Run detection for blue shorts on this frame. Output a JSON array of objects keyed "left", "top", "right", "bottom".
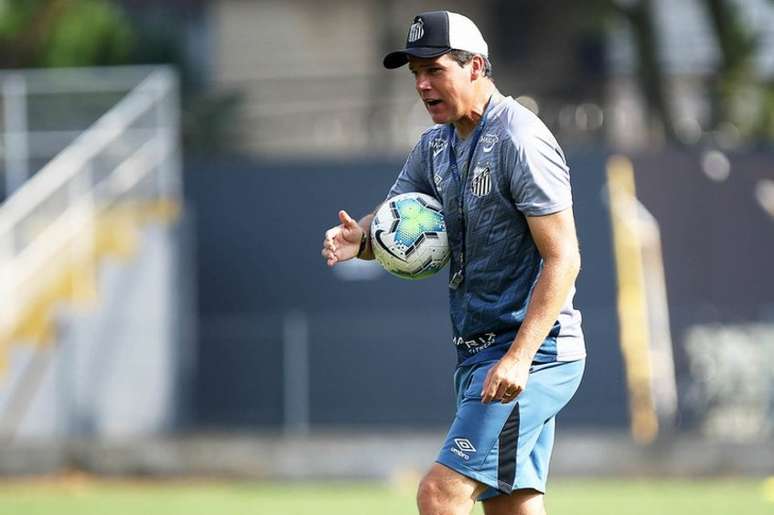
[{"left": 435, "top": 359, "right": 585, "bottom": 500}]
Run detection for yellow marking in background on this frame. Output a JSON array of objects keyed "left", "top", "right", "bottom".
[
  {"left": 764, "top": 477, "right": 774, "bottom": 502},
  {"left": 606, "top": 155, "right": 658, "bottom": 444},
  {"left": 0, "top": 198, "right": 181, "bottom": 369}
]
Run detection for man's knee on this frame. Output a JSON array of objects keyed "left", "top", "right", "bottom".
[
  {"left": 416, "top": 474, "right": 448, "bottom": 511},
  {"left": 416, "top": 465, "right": 481, "bottom": 514}
]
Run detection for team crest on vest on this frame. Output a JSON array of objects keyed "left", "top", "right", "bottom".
[
  {"left": 471, "top": 164, "right": 492, "bottom": 197},
  {"left": 481, "top": 133, "right": 499, "bottom": 153},
  {"left": 408, "top": 18, "right": 424, "bottom": 42},
  {"left": 431, "top": 137, "right": 447, "bottom": 157}
]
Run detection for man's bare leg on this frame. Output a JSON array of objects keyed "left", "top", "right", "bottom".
[
  {"left": 417, "top": 463, "right": 488, "bottom": 515},
  {"left": 482, "top": 488, "right": 546, "bottom": 515}
]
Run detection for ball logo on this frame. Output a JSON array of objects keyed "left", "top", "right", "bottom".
[{"left": 408, "top": 18, "right": 424, "bottom": 43}]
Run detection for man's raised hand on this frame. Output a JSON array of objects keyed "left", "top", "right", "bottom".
[{"left": 322, "top": 210, "right": 364, "bottom": 267}]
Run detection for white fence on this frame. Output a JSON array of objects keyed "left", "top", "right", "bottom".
[
  {"left": 0, "top": 66, "right": 183, "bottom": 440},
  {"left": 0, "top": 67, "right": 180, "bottom": 345}
]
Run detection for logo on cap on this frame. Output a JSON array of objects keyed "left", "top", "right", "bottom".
[{"left": 408, "top": 18, "right": 424, "bottom": 42}]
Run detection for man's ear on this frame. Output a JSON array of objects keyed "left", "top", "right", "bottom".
[{"left": 470, "top": 55, "right": 485, "bottom": 80}]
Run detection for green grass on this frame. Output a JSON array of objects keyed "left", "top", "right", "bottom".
[{"left": 0, "top": 477, "right": 771, "bottom": 515}]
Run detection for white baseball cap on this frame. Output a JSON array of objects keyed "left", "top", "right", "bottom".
[{"left": 383, "top": 11, "right": 489, "bottom": 69}]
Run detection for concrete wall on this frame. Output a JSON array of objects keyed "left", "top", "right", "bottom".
[
  {"left": 0, "top": 223, "right": 190, "bottom": 441},
  {"left": 185, "top": 153, "right": 627, "bottom": 431}
]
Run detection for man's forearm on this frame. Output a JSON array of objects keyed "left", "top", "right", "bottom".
[{"left": 505, "top": 254, "right": 580, "bottom": 362}]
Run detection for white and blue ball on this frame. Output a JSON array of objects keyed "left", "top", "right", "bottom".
[{"left": 370, "top": 192, "right": 450, "bottom": 280}]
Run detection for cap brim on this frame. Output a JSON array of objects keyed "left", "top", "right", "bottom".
[{"left": 383, "top": 47, "right": 451, "bottom": 69}]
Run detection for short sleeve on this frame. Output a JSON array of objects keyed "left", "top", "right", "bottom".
[
  {"left": 387, "top": 139, "right": 434, "bottom": 200},
  {"left": 508, "top": 124, "right": 572, "bottom": 216}
]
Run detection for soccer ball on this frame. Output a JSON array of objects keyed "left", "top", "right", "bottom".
[{"left": 370, "top": 192, "right": 450, "bottom": 279}]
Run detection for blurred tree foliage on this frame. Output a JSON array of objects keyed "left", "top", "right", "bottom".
[
  {"left": 118, "top": 3, "right": 243, "bottom": 155},
  {"left": 609, "top": 0, "right": 678, "bottom": 141},
  {"left": 0, "top": 0, "right": 133, "bottom": 67},
  {"left": 0, "top": 0, "right": 242, "bottom": 154},
  {"left": 590, "top": 0, "right": 774, "bottom": 144},
  {"left": 701, "top": 0, "right": 774, "bottom": 141}
]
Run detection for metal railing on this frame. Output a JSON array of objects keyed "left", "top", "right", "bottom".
[{"left": 0, "top": 66, "right": 181, "bottom": 352}]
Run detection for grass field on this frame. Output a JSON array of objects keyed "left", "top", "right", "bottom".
[{"left": 0, "top": 476, "right": 771, "bottom": 515}]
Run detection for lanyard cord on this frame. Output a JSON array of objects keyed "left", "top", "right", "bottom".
[{"left": 446, "top": 95, "right": 495, "bottom": 289}]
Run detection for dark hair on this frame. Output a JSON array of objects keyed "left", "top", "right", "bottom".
[{"left": 448, "top": 50, "right": 493, "bottom": 78}]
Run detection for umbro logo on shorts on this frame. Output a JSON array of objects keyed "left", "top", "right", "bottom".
[
  {"left": 454, "top": 438, "right": 476, "bottom": 453},
  {"left": 451, "top": 438, "right": 476, "bottom": 461}
]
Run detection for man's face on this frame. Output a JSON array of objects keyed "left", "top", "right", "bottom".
[{"left": 408, "top": 53, "right": 474, "bottom": 125}]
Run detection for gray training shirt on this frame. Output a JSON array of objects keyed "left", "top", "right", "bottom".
[{"left": 388, "top": 95, "right": 586, "bottom": 367}]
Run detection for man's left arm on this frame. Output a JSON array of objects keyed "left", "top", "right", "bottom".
[{"left": 480, "top": 207, "right": 580, "bottom": 404}]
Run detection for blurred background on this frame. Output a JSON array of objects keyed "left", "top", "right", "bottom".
[{"left": 0, "top": 0, "right": 772, "bottom": 514}]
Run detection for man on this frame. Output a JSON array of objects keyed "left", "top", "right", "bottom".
[{"left": 321, "top": 11, "right": 585, "bottom": 515}]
